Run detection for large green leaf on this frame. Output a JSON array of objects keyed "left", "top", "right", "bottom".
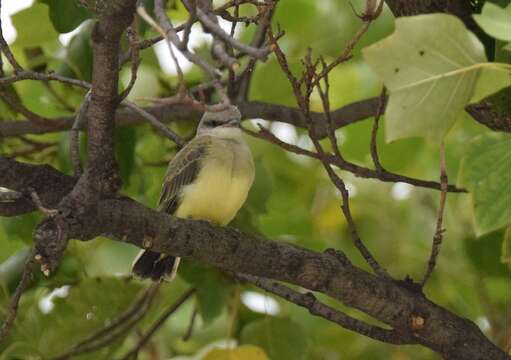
[
  {"left": 458, "top": 133, "right": 511, "bottom": 234},
  {"left": 11, "top": 3, "right": 59, "bottom": 47},
  {"left": 363, "top": 14, "right": 511, "bottom": 143},
  {"left": 240, "top": 317, "right": 310, "bottom": 360},
  {"left": 474, "top": 3, "right": 511, "bottom": 42}
]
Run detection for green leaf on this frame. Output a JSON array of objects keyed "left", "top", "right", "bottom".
[
  {"left": 362, "top": 14, "right": 511, "bottom": 142},
  {"left": 45, "top": 0, "right": 91, "bottom": 33},
  {"left": 121, "top": 65, "right": 161, "bottom": 100},
  {"left": 501, "top": 226, "right": 511, "bottom": 264},
  {"left": 470, "top": 65, "right": 511, "bottom": 103},
  {"left": 241, "top": 317, "right": 310, "bottom": 360},
  {"left": 11, "top": 3, "right": 59, "bottom": 47},
  {"left": 465, "top": 229, "right": 509, "bottom": 276},
  {"left": 37, "top": 277, "right": 142, "bottom": 358},
  {"left": 203, "top": 345, "right": 270, "bottom": 360},
  {"left": 57, "top": 21, "right": 94, "bottom": 82},
  {"left": 1, "top": 276, "right": 142, "bottom": 359},
  {"left": 474, "top": 3, "right": 511, "bottom": 42},
  {"left": 244, "top": 158, "right": 273, "bottom": 215},
  {"left": 114, "top": 126, "right": 137, "bottom": 185},
  {"left": 179, "top": 260, "right": 234, "bottom": 323},
  {"left": 458, "top": 133, "right": 511, "bottom": 234},
  {"left": 0, "top": 212, "right": 41, "bottom": 245}
]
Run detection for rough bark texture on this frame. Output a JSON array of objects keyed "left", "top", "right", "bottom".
[
  {"left": 0, "top": 158, "right": 508, "bottom": 359},
  {"left": 0, "top": 99, "right": 379, "bottom": 138},
  {"left": 0, "top": 157, "right": 75, "bottom": 216}
]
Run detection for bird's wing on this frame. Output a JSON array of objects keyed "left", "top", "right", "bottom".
[{"left": 157, "top": 136, "right": 211, "bottom": 214}]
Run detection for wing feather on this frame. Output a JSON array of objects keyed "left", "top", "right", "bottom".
[{"left": 157, "top": 136, "right": 211, "bottom": 214}]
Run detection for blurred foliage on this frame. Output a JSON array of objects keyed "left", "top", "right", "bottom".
[{"left": 1, "top": 1, "right": 511, "bottom": 359}]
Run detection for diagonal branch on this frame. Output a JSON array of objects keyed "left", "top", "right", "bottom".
[{"left": 237, "top": 273, "right": 414, "bottom": 345}]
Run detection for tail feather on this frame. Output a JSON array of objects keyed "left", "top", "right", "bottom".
[{"left": 132, "top": 250, "right": 180, "bottom": 281}]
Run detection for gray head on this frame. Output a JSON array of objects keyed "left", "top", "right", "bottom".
[{"left": 197, "top": 105, "right": 242, "bottom": 135}]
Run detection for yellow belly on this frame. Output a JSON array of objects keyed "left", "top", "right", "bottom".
[{"left": 175, "top": 144, "right": 254, "bottom": 226}]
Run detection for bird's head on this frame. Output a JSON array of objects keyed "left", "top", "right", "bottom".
[{"left": 197, "top": 105, "right": 242, "bottom": 137}]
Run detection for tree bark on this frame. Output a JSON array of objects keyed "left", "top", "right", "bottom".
[{"left": 2, "top": 157, "right": 508, "bottom": 360}]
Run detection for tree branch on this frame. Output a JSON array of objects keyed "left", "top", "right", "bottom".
[
  {"left": 2, "top": 158, "right": 508, "bottom": 359},
  {"left": 0, "top": 98, "right": 378, "bottom": 138},
  {"left": 237, "top": 273, "right": 413, "bottom": 345}
]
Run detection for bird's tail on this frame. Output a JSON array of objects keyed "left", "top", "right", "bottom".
[{"left": 131, "top": 250, "right": 180, "bottom": 281}]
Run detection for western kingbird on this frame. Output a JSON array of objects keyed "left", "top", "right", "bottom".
[{"left": 132, "top": 105, "right": 255, "bottom": 280}]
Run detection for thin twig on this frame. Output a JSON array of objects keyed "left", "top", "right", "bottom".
[
  {"left": 136, "top": 5, "right": 186, "bottom": 93},
  {"left": 0, "top": 70, "right": 91, "bottom": 89},
  {"left": 182, "top": 305, "right": 198, "bottom": 341},
  {"left": 311, "top": 0, "right": 384, "bottom": 87},
  {"left": 0, "top": 248, "right": 36, "bottom": 343},
  {"left": 193, "top": 5, "right": 271, "bottom": 60},
  {"left": 0, "top": 0, "right": 23, "bottom": 74},
  {"left": 235, "top": 0, "right": 276, "bottom": 102},
  {"left": 122, "top": 100, "right": 185, "bottom": 147},
  {"left": 28, "top": 188, "right": 58, "bottom": 216},
  {"left": 267, "top": 27, "right": 389, "bottom": 277},
  {"left": 242, "top": 125, "right": 463, "bottom": 193},
  {"left": 421, "top": 142, "right": 448, "bottom": 286},
  {"left": 237, "top": 273, "right": 414, "bottom": 344},
  {"left": 70, "top": 91, "right": 92, "bottom": 177},
  {"left": 153, "top": 0, "right": 230, "bottom": 104},
  {"left": 370, "top": 87, "right": 386, "bottom": 172},
  {"left": 117, "top": 288, "right": 195, "bottom": 360},
  {"left": 118, "top": 26, "right": 141, "bottom": 102}
]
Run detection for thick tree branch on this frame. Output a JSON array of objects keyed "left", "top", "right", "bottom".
[
  {"left": 29, "top": 188, "right": 509, "bottom": 360},
  {"left": 0, "top": 157, "right": 75, "bottom": 216},
  {"left": 1, "top": 158, "right": 507, "bottom": 359},
  {"left": 82, "top": 1, "right": 136, "bottom": 194},
  {"left": 0, "top": 99, "right": 378, "bottom": 138}
]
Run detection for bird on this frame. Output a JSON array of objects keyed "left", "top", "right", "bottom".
[{"left": 132, "top": 105, "right": 255, "bottom": 281}]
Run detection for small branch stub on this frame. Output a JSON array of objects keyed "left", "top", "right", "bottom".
[
  {"left": 411, "top": 314, "right": 425, "bottom": 331},
  {"left": 143, "top": 237, "right": 153, "bottom": 249}
]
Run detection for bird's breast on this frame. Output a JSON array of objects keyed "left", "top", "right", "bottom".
[{"left": 175, "top": 139, "right": 254, "bottom": 226}]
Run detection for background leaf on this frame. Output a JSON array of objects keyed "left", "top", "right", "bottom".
[
  {"left": 474, "top": 3, "right": 511, "bottom": 42},
  {"left": 179, "top": 260, "right": 234, "bottom": 323},
  {"left": 203, "top": 345, "right": 269, "bottom": 360},
  {"left": 240, "top": 317, "right": 310, "bottom": 360},
  {"left": 44, "top": 0, "right": 92, "bottom": 33},
  {"left": 458, "top": 133, "right": 511, "bottom": 234},
  {"left": 363, "top": 14, "right": 494, "bottom": 142}
]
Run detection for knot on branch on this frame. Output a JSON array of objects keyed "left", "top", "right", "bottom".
[
  {"left": 33, "top": 217, "right": 69, "bottom": 274},
  {"left": 410, "top": 314, "right": 426, "bottom": 331}
]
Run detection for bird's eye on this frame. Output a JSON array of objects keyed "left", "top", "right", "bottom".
[{"left": 207, "top": 120, "right": 222, "bottom": 127}]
